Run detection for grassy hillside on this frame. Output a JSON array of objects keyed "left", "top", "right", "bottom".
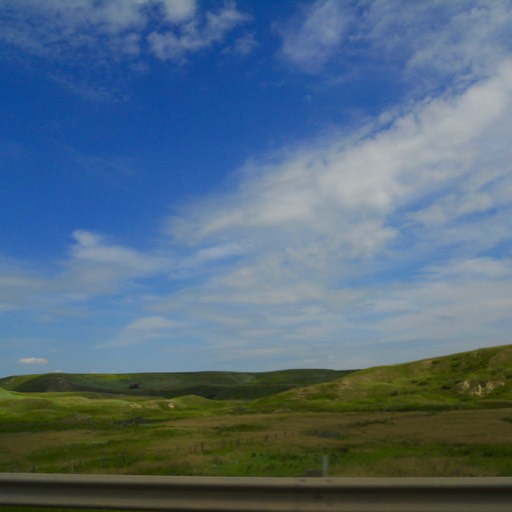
[
  {"left": 251, "top": 344, "right": 512, "bottom": 412},
  {"left": 1, "top": 345, "right": 512, "bottom": 478},
  {"left": 0, "top": 369, "right": 353, "bottom": 400},
  {"left": 0, "top": 387, "right": 238, "bottom": 435}
]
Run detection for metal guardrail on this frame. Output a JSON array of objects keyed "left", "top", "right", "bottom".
[{"left": 0, "top": 473, "right": 511, "bottom": 511}]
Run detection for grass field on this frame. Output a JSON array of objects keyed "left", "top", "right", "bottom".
[
  {"left": 1, "top": 402, "right": 512, "bottom": 477},
  {"left": 1, "top": 344, "right": 511, "bottom": 481}
]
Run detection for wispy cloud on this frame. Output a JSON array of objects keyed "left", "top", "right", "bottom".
[
  {"left": 100, "top": 315, "right": 183, "bottom": 348},
  {"left": 0, "top": 268, "right": 48, "bottom": 312},
  {"left": 276, "top": 0, "right": 351, "bottom": 73},
  {"left": 222, "top": 32, "right": 257, "bottom": 56},
  {"left": 148, "top": 1, "right": 250, "bottom": 62},
  {"left": 61, "top": 230, "right": 171, "bottom": 295},
  {"left": 0, "top": 0, "right": 146, "bottom": 58},
  {"left": 277, "top": 0, "right": 512, "bottom": 90},
  {"left": 0, "top": 0, "right": 250, "bottom": 68}
]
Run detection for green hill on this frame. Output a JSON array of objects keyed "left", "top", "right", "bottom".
[
  {"left": 251, "top": 344, "right": 512, "bottom": 412},
  {"left": 0, "top": 386, "right": 239, "bottom": 433},
  {"left": 0, "top": 369, "right": 353, "bottom": 400},
  {"left": 2, "top": 345, "right": 511, "bottom": 412}
]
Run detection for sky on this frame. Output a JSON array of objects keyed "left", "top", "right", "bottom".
[{"left": 1, "top": 0, "right": 512, "bottom": 377}]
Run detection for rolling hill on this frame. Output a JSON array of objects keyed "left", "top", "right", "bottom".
[
  {"left": 1, "top": 345, "right": 511, "bottom": 412},
  {"left": 250, "top": 344, "right": 512, "bottom": 412},
  {"left": 0, "top": 369, "right": 354, "bottom": 400},
  {"left": 1, "top": 345, "right": 512, "bottom": 477}
]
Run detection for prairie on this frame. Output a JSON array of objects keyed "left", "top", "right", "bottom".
[
  {"left": 1, "top": 407, "right": 512, "bottom": 477},
  {"left": 0, "top": 344, "right": 511, "bottom": 479}
]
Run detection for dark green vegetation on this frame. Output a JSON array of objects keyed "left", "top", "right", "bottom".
[
  {"left": 0, "top": 369, "right": 352, "bottom": 400},
  {"left": 0, "top": 344, "right": 511, "bottom": 478}
]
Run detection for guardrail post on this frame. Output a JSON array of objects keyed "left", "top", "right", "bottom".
[{"left": 322, "top": 454, "right": 329, "bottom": 477}]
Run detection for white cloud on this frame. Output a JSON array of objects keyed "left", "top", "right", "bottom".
[
  {"left": 126, "top": 315, "right": 179, "bottom": 331},
  {"left": 277, "top": 0, "right": 351, "bottom": 73},
  {"left": 277, "top": 0, "right": 512, "bottom": 88},
  {"left": 153, "top": 59, "right": 512, "bottom": 367},
  {"left": 147, "top": 1, "right": 249, "bottom": 62},
  {"left": 223, "top": 32, "right": 257, "bottom": 56},
  {"left": 424, "top": 258, "right": 512, "bottom": 281},
  {"left": 374, "top": 278, "right": 512, "bottom": 346},
  {"left": 399, "top": 0, "right": 512, "bottom": 82},
  {"left": 0, "top": 0, "right": 249, "bottom": 65},
  {"left": 0, "top": 270, "right": 48, "bottom": 312},
  {"left": 70, "top": 230, "right": 163, "bottom": 273},
  {"left": 0, "top": 0, "right": 146, "bottom": 57},
  {"left": 160, "top": 0, "right": 196, "bottom": 24},
  {"left": 62, "top": 230, "right": 171, "bottom": 294},
  {"left": 202, "top": 243, "right": 244, "bottom": 258},
  {"left": 168, "top": 60, "right": 512, "bottom": 247},
  {"left": 18, "top": 357, "right": 48, "bottom": 365},
  {"left": 100, "top": 315, "right": 182, "bottom": 347}
]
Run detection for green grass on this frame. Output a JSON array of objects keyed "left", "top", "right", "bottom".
[
  {"left": 0, "top": 389, "right": 239, "bottom": 435},
  {"left": 250, "top": 344, "right": 512, "bottom": 412},
  {"left": 1, "top": 406, "right": 512, "bottom": 477},
  {"left": 1, "top": 344, "right": 511, "bottom": 478},
  {"left": 0, "top": 369, "right": 352, "bottom": 400}
]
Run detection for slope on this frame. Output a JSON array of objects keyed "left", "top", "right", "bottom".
[
  {"left": 251, "top": 344, "right": 512, "bottom": 412},
  {"left": 0, "top": 369, "right": 354, "bottom": 400}
]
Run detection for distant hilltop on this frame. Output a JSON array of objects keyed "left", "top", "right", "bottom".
[{"left": 0, "top": 368, "right": 354, "bottom": 401}]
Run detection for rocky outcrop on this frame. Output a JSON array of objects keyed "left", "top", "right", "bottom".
[{"left": 456, "top": 379, "right": 504, "bottom": 397}]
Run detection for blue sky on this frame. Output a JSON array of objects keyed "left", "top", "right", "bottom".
[{"left": 1, "top": 0, "right": 512, "bottom": 376}]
